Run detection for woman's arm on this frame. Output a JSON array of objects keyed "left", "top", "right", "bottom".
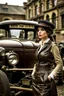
[
  {"left": 48, "top": 43, "right": 63, "bottom": 79},
  {"left": 31, "top": 64, "right": 36, "bottom": 79}
]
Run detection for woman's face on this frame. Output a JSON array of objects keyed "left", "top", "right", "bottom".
[{"left": 37, "top": 27, "right": 48, "bottom": 40}]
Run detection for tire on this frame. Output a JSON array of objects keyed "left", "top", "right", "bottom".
[{"left": 0, "top": 70, "right": 10, "bottom": 96}]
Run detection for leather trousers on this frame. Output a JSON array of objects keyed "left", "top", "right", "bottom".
[{"left": 32, "top": 66, "right": 58, "bottom": 96}]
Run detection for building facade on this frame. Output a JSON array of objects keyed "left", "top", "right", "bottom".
[
  {"left": 25, "top": 0, "right": 64, "bottom": 42},
  {"left": 0, "top": 3, "right": 26, "bottom": 21}
]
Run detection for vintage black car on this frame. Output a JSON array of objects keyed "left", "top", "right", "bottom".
[
  {"left": 0, "top": 20, "right": 39, "bottom": 96},
  {"left": 0, "top": 20, "right": 64, "bottom": 96},
  {"left": 58, "top": 41, "right": 64, "bottom": 62}
]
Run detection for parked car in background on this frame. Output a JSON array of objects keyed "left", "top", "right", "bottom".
[
  {"left": 56, "top": 41, "right": 64, "bottom": 85},
  {"left": 58, "top": 41, "right": 64, "bottom": 65},
  {"left": 0, "top": 20, "right": 39, "bottom": 96}
]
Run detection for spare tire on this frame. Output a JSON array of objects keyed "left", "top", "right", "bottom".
[{"left": 0, "top": 70, "right": 10, "bottom": 96}]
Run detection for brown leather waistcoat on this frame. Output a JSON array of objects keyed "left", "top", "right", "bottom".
[{"left": 35, "top": 40, "right": 55, "bottom": 71}]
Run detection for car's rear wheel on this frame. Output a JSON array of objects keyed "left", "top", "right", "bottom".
[{"left": 0, "top": 70, "right": 10, "bottom": 96}]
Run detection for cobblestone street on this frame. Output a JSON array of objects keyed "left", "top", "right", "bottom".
[{"left": 57, "top": 84, "right": 64, "bottom": 96}]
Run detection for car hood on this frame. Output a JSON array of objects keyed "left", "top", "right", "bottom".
[
  {"left": 0, "top": 39, "right": 39, "bottom": 48},
  {"left": 0, "top": 39, "right": 39, "bottom": 68}
]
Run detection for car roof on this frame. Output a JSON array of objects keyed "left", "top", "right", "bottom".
[{"left": 0, "top": 20, "right": 38, "bottom": 25}]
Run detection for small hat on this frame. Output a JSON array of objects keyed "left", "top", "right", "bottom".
[{"left": 35, "top": 20, "right": 55, "bottom": 34}]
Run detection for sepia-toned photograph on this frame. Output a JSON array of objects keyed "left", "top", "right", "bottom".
[{"left": 0, "top": 0, "right": 64, "bottom": 96}]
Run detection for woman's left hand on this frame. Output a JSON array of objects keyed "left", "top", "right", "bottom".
[{"left": 48, "top": 75, "right": 52, "bottom": 81}]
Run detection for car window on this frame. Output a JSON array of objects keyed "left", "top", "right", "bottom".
[
  {"left": 10, "top": 29, "right": 25, "bottom": 39},
  {"left": 27, "top": 31, "right": 34, "bottom": 40},
  {"left": 0, "top": 29, "right": 6, "bottom": 38}
]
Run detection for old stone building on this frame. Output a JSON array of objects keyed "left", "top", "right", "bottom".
[
  {"left": 0, "top": 3, "right": 26, "bottom": 21},
  {"left": 25, "top": 0, "right": 64, "bottom": 42}
]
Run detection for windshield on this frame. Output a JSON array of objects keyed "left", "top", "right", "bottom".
[
  {"left": 10, "top": 29, "right": 35, "bottom": 40},
  {"left": 10, "top": 29, "right": 24, "bottom": 38}
]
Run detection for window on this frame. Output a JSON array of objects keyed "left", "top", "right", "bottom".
[
  {"left": 0, "top": 29, "right": 6, "bottom": 37},
  {"left": 47, "top": 0, "right": 52, "bottom": 10},
  {"left": 28, "top": 7, "right": 33, "bottom": 18},
  {"left": 3, "top": 8, "right": 8, "bottom": 12},
  {"left": 52, "top": 0, "right": 57, "bottom": 7},
  {"left": 29, "top": 9, "right": 31, "bottom": 18},
  {"left": 27, "top": 31, "right": 34, "bottom": 40},
  {"left": 61, "top": 15, "right": 64, "bottom": 28},
  {"left": 31, "top": 7, "right": 33, "bottom": 17},
  {"left": 35, "top": 5, "right": 40, "bottom": 15},
  {"left": 2, "top": 4, "right": 8, "bottom": 12},
  {"left": 54, "top": 0, "right": 57, "bottom": 6},
  {"left": 40, "top": 3, "right": 44, "bottom": 13},
  {"left": 10, "top": 29, "right": 22, "bottom": 38},
  {"left": 52, "top": 13, "right": 56, "bottom": 26},
  {"left": 46, "top": 15, "right": 50, "bottom": 21},
  {"left": 35, "top": 5, "right": 38, "bottom": 15}
]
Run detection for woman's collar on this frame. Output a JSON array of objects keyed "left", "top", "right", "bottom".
[{"left": 39, "top": 38, "right": 50, "bottom": 45}]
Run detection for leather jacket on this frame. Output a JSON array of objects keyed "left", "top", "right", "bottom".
[{"left": 34, "top": 39, "right": 63, "bottom": 77}]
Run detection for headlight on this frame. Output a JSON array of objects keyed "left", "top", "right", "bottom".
[{"left": 6, "top": 51, "right": 19, "bottom": 66}]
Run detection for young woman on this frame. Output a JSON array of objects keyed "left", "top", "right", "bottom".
[{"left": 32, "top": 20, "right": 63, "bottom": 96}]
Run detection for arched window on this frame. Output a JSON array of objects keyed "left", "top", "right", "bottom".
[
  {"left": 52, "top": 0, "right": 57, "bottom": 7},
  {"left": 46, "top": 15, "right": 50, "bottom": 21},
  {"left": 52, "top": 13, "right": 56, "bottom": 26},
  {"left": 2, "top": 17, "right": 12, "bottom": 21},
  {"left": 29, "top": 9, "right": 31, "bottom": 19},
  {"left": 47, "top": 0, "right": 52, "bottom": 10},
  {"left": 4, "top": 19, "right": 9, "bottom": 20},
  {"left": 35, "top": 5, "right": 38, "bottom": 15},
  {"left": 40, "top": 3, "right": 44, "bottom": 13}
]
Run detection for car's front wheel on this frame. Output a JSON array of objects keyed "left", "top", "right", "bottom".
[{"left": 0, "top": 70, "right": 10, "bottom": 96}]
